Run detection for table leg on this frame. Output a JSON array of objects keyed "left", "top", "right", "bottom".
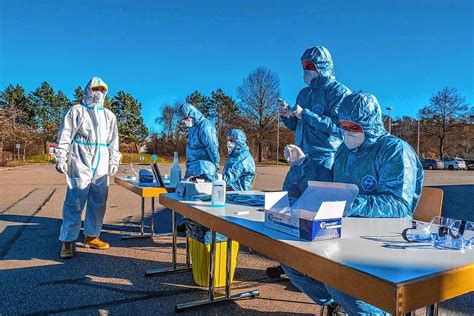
[
  {"left": 151, "top": 197, "right": 155, "bottom": 235},
  {"left": 175, "top": 233, "right": 259, "bottom": 312},
  {"left": 122, "top": 197, "right": 154, "bottom": 239},
  {"left": 145, "top": 209, "right": 192, "bottom": 276},
  {"left": 426, "top": 304, "right": 438, "bottom": 316}
]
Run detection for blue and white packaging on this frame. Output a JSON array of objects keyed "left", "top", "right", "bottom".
[{"left": 264, "top": 181, "right": 359, "bottom": 241}]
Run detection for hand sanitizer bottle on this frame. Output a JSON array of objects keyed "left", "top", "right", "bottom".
[
  {"left": 211, "top": 174, "right": 226, "bottom": 207},
  {"left": 170, "top": 151, "right": 182, "bottom": 188}
]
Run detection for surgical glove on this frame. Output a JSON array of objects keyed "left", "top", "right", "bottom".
[
  {"left": 278, "top": 99, "right": 291, "bottom": 118},
  {"left": 109, "top": 164, "right": 119, "bottom": 176},
  {"left": 284, "top": 144, "right": 306, "bottom": 166},
  {"left": 56, "top": 160, "right": 68, "bottom": 174},
  {"left": 291, "top": 105, "right": 303, "bottom": 119}
]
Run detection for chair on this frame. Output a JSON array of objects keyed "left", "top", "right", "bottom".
[{"left": 414, "top": 187, "right": 444, "bottom": 222}]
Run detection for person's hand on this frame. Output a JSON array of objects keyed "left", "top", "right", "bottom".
[
  {"left": 291, "top": 104, "right": 303, "bottom": 119},
  {"left": 109, "top": 164, "right": 119, "bottom": 177},
  {"left": 284, "top": 144, "right": 306, "bottom": 166},
  {"left": 278, "top": 99, "right": 291, "bottom": 118},
  {"left": 55, "top": 160, "right": 68, "bottom": 174}
]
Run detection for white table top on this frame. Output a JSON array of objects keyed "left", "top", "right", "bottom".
[{"left": 164, "top": 192, "right": 474, "bottom": 285}]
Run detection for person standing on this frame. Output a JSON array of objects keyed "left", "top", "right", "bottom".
[{"left": 55, "top": 77, "right": 120, "bottom": 258}]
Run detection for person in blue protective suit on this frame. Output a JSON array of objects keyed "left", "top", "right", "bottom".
[
  {"left": 223, "top": 129, "right": 256, "bottom": 191},
  {"left": 267, "top": 45, "right": 351, "bottom": 278},
  {"left": 282, "top": 93, "right": 424, "bottom": 316},
  {"left": 185, "top": 129, "right": 255, "bottom": 245},
  {"left": 280, "top": 45, "right": 352, "bottom": 198},
  {"left": 179, "top": 103, "right": 220, "bottom": 181},
  {"left": 55, "top": 77, "right": 121, "bottom": 259}
]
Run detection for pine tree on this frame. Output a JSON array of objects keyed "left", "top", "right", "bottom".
[{"left": 111, "top": 91, "right": 149, "bottom": 151}]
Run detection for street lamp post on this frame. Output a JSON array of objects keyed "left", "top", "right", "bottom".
[
  {"left": 386, "top": 107, "right": 393, "bottom": 134},
  {"left": 276, "top": 112, "right": 280, "bottom": 165},
  {"left": 417, "top": 119, "right": 421, "bottom": 156}
]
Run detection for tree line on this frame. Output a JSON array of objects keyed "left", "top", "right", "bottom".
[
  {"left": 0, "top": 82, "right": 149, "bottom": 161},
  {"left": 1, "top": 69, "right": 472, "bottom": 163}
]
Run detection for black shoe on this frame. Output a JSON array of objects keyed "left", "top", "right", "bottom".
[
  {"left": 266, "top": 265, "right": 285, "bottom": 278},
  {"left": 326, "top": 303, "right": 347, "bottom": 316}
]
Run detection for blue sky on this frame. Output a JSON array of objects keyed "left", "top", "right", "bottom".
[{"left": 1, "top": 0, "right": 472, "bottom": 131}]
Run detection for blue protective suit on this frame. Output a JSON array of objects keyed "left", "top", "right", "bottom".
[
  {"left": 223, "top": 129, "right": 256, "bottom": 191},
  {"left": 56, "top": 77, "right": 120, "bottom": 242},
  {"left": 179, "top": 103, "right": 220, "bottom": 181},
  {"left": 283, "top": 93, "right": 424, "bottom": 315},
  {"left": 334, "top": 93, "right": 424, "bottom": 218},
  {"left": 282, "top": 45, "right": 351, "bottom": 197}
]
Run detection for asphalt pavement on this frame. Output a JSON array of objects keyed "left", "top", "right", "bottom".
[{"left": 0, "top": 164, "right": 473, "bottom": 315}]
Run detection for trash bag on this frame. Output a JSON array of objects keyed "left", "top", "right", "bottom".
[{"left": 184, "top": 219, "right": 228, "bottom": 244}]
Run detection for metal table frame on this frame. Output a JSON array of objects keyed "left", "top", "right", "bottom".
[
  {"left": 159, "top": 193, "right": 473, "bottom": 316},
  {"left": 145, "top": 209, "right": 259, "bottom": 312},
  {"left": 114, "top": 177, "right": 172, "bottom": 240}
]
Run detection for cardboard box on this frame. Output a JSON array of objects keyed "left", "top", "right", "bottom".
[
  {"left": 264, "top": 181, "right": 359, "bottom": 241},
  {"left": 176, "top": 180, "right": 213, "bottom": 197}
]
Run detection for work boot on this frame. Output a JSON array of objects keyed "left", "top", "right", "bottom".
[
  {"left": 326, "top": 303, "right": 347, "bottom": 316},
  {"left": 84, "top": 236, "right": 110, "bottom": 250},
  {"left": 266, "top": 265, "right": 285, "bottom": 278},
  {"left": 60, "top": 242, "right": 74, "bottom": 259}
]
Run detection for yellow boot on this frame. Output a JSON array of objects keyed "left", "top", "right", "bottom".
[
  {"left": 84, "top": 236, "right": 110, "bottom": 250},
  {"left": 60, "top": 242, "right": 74, "bottom": 259}
]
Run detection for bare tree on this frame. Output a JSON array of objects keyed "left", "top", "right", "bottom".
[
  {"left": 237, "top": 67, "right": 280, "bottom": 162},
  {"left": 418, "top": 87, "right": 471, "bottom": 159}
]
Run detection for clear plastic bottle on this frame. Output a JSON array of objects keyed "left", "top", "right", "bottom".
[
  {"left": 170, "top": 152, "right": 182, "bottom": 188},
  {"left": 211, "top": 174, "right": 226, "bottom": 207}
]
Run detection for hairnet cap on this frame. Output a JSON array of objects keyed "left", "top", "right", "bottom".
[
  {"left": 339, "top": 93, "right": 386, "bottom": 144},
  {"left": 227, "top": 129, "right": 247, "bottom": 147},
  {"left": 301, "top": 45, "right": 335, "bottom": 79},
  {"left": 89, "top": 77, "right": 108, "bottom": 93}
]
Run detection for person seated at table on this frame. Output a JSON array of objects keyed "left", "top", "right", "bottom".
[
  {"left": 185, "top": 129, "right": 255, "bottom": 246},
  {"left": 179, "top": 103, "right": 220, "bottom": 181},
  {"left": 223, "top": 129, "right": 256, "bottom": 191},
  {"left": 282, "top": 93, "right": 424, "bottom": 315}
]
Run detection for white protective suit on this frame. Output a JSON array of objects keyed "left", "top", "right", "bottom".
[{"left": 55, "top": 77, "right": 120, "bottom": 242}]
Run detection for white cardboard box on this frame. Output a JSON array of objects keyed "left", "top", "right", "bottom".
[{"left": 264, "top": 181, "right": 359, "bottom": 241}]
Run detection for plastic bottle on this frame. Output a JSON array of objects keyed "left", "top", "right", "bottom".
[
  {"left": 170, "top": 152, "right": 182, "bottom": 188},
  {"left": 211, "top": 174, "right": 226, "bottom": 207}
]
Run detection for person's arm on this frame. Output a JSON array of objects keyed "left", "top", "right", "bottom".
[
  {"left": 201, "top": 124, "right": 220, "bottom": 167},
  {"left": 108, "top": 114, "right": 121, "bottom": 166},
  {"left": 55, "top": 108, "right": 76, "bottom": 162},
  {"left": 345, "top": 142, "right": 422, "bottom": 218},
  {"left": 282, "top": 115, "right": 298, "bottom": 131},
  {"left": 300, "top": 84, "right": 351, "bottom": 136}
]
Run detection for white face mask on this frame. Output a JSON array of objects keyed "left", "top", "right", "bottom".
[
  {"left": 184, "top": 118, "right": 193, "bottom": 127},
  {"left": 91, "top": 91, "right": 105, "bottom": 105},
  {"left": 227, "top": 141, "right": 235, "bottom": 154},
  {"left": 303, "top": 70, "right": 319, "bottom": 85},
  {"left": 344, "top": 131, "right": 365, "bottom": 149}
]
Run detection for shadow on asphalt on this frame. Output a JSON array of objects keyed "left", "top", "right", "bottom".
[{"left": 0, "top": 213, "right": 313, "bottom": 315}]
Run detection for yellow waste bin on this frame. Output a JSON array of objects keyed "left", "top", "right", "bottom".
[{"left": 188, "top": 237, "right": 239, "bottom": 287}]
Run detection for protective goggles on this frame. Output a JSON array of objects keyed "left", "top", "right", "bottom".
[
  {"left": 402, "top": 216, "right": 474, "bottom": 250},
  {"left": 339, "top": 120, "right": 363, "bottom": 133},
  {"left": 301, "top": 59, "right": 318, "bottom": 71}
]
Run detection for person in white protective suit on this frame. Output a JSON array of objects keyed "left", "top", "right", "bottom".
[{"left": 55, "top": 77, "right": 120, "bottom": 259}]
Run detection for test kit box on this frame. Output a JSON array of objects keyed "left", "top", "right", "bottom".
[
  {"left": 176, "top": 180, "right": 212, "bottom": 197},
  {"left": 264, "top": 182, "right": 359, "bottom": 241}
]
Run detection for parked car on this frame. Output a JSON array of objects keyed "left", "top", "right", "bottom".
[
  {"left": 421, "top": 159, "right": 444, "bottom": 170},
  {"left": 464, "top": 159, "right": 474, "bottom": 170},
  {"left": 442, "top": 157, "right": 467, "bottom": 170}
]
